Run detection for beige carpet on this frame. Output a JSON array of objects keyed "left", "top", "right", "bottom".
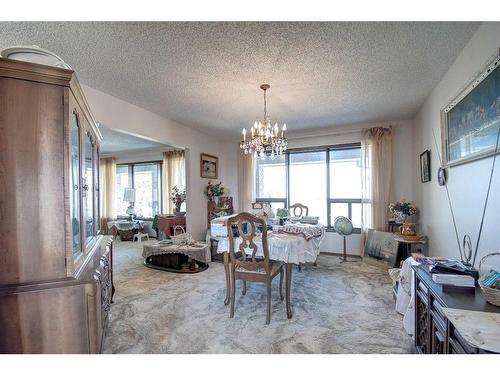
[{"left": 102, "top": 239, "right": 413, "bottom": 354}]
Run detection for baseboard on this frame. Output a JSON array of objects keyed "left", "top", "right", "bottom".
[{"left": 319, "top": 251, "right": 362, "bottom": 259}]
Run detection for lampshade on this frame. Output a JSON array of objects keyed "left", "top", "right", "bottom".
[{"left": 123, "top": 188, "right": 136, "bottom": 202}]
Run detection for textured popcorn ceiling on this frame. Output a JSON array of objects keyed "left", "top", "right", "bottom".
[{"left": 0, "top": 22, "right": 479, "bottom": 138}]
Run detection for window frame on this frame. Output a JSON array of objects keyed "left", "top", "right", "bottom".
[
  {"left": 115, "top": 160, "right": 163, "bottom": 220},
  {"left": 254, "top": 143, "right": 362, "bottom": 233}
]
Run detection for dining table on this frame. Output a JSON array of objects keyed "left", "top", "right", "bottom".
[{"left": 216, "top": 224, "right": 325, "bottom": 319}]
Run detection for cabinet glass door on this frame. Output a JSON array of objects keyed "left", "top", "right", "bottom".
[
  {"left": 84, "top": 131, "right": 95, "bottom": 243},
  {"left": 70, "top": 112, "right": 82, "bottom": 256}
]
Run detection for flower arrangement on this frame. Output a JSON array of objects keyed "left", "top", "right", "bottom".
[
  {"left": 170, "top": 185, "right": 186, "bottom": 213},
  {"left": 389, "top": 200, "right": 417, "bottom": 223},
  {"left": 276, "top": 208, "right": 290, "bottom": 218},
  {"left": 204, "top": 181, "right": 225, "bottom": 200}
]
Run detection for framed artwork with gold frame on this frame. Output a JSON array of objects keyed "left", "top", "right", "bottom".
[{"left": 200, "top": 153, "right": 218, "bottom": 179}]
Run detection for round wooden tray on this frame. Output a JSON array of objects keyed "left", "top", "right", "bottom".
[{"left": 144, "top": 253, "right": 209, "bottom": 273}]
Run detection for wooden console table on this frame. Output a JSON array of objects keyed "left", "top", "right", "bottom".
[
  {"left": 159, "top": 215, "right": 186, "bottom": 237},
  {"left": 412, "top": 265, "right": 500, "bottom": 354}
]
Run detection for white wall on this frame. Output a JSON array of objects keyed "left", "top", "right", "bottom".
[
  {"left": 101, "top": 147, "right": 176, "bottom": 165},
  {"left": 413, "top": 22, "right": 500, "bottom": 265},
  {"left": 82, "top": 84, "right": 239, "bottom": 241},
  {"left": 280, "top": 119, "right": 415, "bottom": 255}
]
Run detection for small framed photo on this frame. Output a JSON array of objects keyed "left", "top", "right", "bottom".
[
  {"left": 200, "top": 153, "right": 218, "bottom": 179},
  {"left": 420, "top": 150, "right": 431, "bottom": 183}
]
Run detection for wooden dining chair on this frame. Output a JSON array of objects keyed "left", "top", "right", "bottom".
[
  {"left": 289, "top": 203, "right": 309, "bottom": 218},
  {"left": 226, "top": 212, "right": 284, "bottom": 324}
]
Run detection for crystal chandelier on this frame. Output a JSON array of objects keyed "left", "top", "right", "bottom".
[{"left": 240, "top": 84, "right": 287, "bottom": 159}]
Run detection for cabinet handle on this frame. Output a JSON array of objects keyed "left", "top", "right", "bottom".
[
  {"left": 74, "top": 184, "right": 79, "bottom": 190},
  {"left": 83, "top": 184, "right": 89, "bottom": 191}
]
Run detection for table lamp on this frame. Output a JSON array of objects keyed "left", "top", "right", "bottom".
[{"left": 123, "top": 188, "right": 136, "bottom": 220}]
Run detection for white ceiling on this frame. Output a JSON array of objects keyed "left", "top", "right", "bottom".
[
  {"left": 0, "top": 22, "right": 479, "bottom": 138},
  {"left": 99, "top": 125, "right": 170, "bottom": 154}
]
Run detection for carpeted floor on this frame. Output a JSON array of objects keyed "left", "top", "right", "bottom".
[{"left": 102, "top": 239, "right": 413, "bottom": 354}]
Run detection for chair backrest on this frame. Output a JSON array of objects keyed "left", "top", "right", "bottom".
[
  {"left": 289, "top": 203, "right": 309, "bottom": 218},
  {"left": 173, "top": 225, "right": 185, "bottom": 235},
  {"left": 226, "top": 212, "right": 271, "bottom": 275}
]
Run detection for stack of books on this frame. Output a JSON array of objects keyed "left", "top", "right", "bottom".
[{"left": 431, "top": 273, "right": 476, "bottom": 293}]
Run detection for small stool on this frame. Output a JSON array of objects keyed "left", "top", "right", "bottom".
[{"left": 133, "top": 233, "right": 149, "bottom": 243}]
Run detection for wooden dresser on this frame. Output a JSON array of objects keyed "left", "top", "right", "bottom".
[
  {"left": 412, "top": 265, "right": 500, "bottom": 354},
  {"left": 0, "top": 58, "right": 114, "bottom": 353}
]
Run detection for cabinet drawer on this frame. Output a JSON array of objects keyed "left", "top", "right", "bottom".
[
  {"left": 449, "top": 337, "right": 465, "bottom": 354},
  {"left": 450, "top": 327, "right": 478, "bottom": 354},
  {"left": 418, "top": 281, "right": 428, "bottom": 295}
]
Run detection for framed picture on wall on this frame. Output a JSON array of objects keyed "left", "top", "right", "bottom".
[
  {"left": 441, "top": 50, "right": 500, "bottom": 167},
  {"left": 200, "top": 153, "right": 218, "bottom": 179},
  {"left": 420, "top": 150, "right": 431, "bottom": 183}
]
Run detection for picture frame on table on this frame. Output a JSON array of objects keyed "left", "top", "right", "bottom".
[
  {"left": 363, "top": 229, "right": 400, "bottom": 268},
  {"left": 440, "top": 50, "right": 500, "bottom": 167},
  {"left": 420, "top": 150, "right": 431, "bottom": 183},
  {"left": 200, "top": 153, "right": 218, "bottom": 179}
]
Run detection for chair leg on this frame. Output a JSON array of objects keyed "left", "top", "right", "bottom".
[
  {"left": 279, "top": 268, "right": 284, "bottom": 301},
  {"left": 223, "top": 252, "right": 230, "bottom": 306},
  {"left": 230, "top": 272, "right": 236, "bottom": 318},
  {"left": 298, "top": 263, "right": 302, "bottom": 272},
  {"left": 242, "top": 280, "right": 247, "bottom": 296},
  {"left": 266, "top": 280, "right": 272, "bottom": 325}
]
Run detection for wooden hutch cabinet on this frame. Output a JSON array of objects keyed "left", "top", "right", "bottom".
[
  {"left": 0, "top": 58, "right": 114, "bottom": 353},
  {"left": 413, "top": 265, "right": 500, "bottom": 354}
]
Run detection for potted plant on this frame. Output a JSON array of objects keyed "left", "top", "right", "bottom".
[
  {"left": 276, "top": 208, "right": 290, "bottom": 225},
  {"left": 389, "top": 200, "right": 417, "bottom": 224},
  {"left": 171, "top": 186, "right": 186, "bottom": 216},
  {"left": 204, "top": 181, "right": 225, "bottom": 201}
]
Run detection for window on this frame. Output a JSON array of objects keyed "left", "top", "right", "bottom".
[
  {"left": 254, "top": 144, "right": 362, "bottom": 231},
  {"left": 116, "top": 165, "right": 131, "bottom": 217},
  {"left": 329, "top": 147, "right": 362, "bottom": 229},
  {"left": 289, "top": 151, "right": 327, "bottom": 224},
  {"left": 115, "top": 162, "right": 162, "bottom": 218},
  {"left": 255, "top": 154, "right": 287, "bottom": 210}
]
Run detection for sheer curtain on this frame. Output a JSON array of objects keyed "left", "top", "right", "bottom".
[
  {"left": 100, "top": 157, "right": 116, "bottom": 232},
  {"left": 361, "top": 127, "right": 393, "bottom": 241},
  {"left": 239, "top": 153, "right": 255, "bottom": 212},
  {"left": 162, "top": 150, "right": 186, "bottom": 214}
]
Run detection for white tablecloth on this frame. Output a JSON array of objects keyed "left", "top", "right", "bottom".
[
  {"left": 216, "top": 231, "right": 324, "bottom": 265},
  {"left": 107, "top": 220, "right": 144, "bottom": 231}
]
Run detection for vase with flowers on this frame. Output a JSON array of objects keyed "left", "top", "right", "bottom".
[
  {"left": 389, "top": 200, "right": 417, "bottom": 224},
  {"left": 204, "top": 181, "right": 225, "bottom": 201},
  {"left": 171, "top": 185, "right": 186, "bottom": 216}
]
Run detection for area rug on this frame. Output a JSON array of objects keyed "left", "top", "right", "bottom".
[{"left": 102, "top": 240, "right": 413, "bottom": 353}]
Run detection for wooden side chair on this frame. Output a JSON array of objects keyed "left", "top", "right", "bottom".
[
  {"left": 226, "top": 212, "right": 284, "bottom": 324},
  {"left": 289, "top": 203, "right": 309, "bottom": 219}
]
